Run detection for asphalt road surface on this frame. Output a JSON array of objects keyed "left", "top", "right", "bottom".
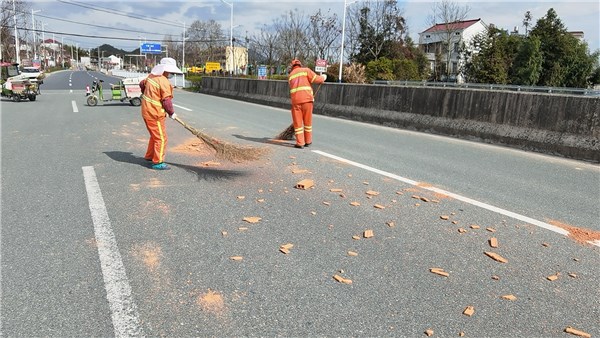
[{"left": 1, "top": 70, "right": 599, "bottom": 337}]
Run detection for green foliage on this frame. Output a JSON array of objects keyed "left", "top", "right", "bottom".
[
  {"left": 365, "top": 57, "right": 395, "bottom": 81},
  {"left": 511, "top": 36, "right": 542, "bottom": 85},
  {"left": 186, "top": 74, "right": 203, "bottom": 90},
  {"left": 394, "top": 59, "right": 420, "bottom": 80}
]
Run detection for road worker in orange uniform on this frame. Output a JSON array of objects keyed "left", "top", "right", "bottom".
[
  {"left": 287, "top": 59, "right": 327, "bottom": 148},
  {"left": 139, "top": 57, "right": 182, "bottom": 170}
]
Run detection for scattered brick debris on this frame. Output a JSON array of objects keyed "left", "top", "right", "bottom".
[
  {"left": 237, "top": 196, "right": 245, "bottom": 200},
  {"left": 415, "top": 203, "right": 421, "bottom": 207},
  {"left": 451, "top": 212, "right": 456, "bottom": 216},
  {"left": 258, "top": 189, "right": 263, "bottom": 193},
  {"left": 484, "top": 251, "right": 508, "bottom": 263},
  {"left": 221, "top": 231, "right": 228, "bottom": 236},
  {"left": 542, "top": 243, "right": 550, "bottom": 247},
  {"left": 440, "top": 215, "right": 450, "bottom": 220},
  {"left": 459, "top": 332, "right": 465, "bottom": 337},
  {"left": 452, "top": 221, "right": 459, "bottom": 225},
  {"left": 411, "top": 195, "right": 420, "bottom": 199},
  {"left": 363, "top": 181, "right": 369, "bottom": 185},
  {"left": 489, "top": 237, "right": 499, "bottom": 248},
  {"left": 458, "top": 228, "right": 467, "bottom": 233},
  {"left": 280, "top": 243, "right": 294, "bottom": 254},
  {"left": 366, "top": 190, "right": 380, "bottom": 196},
  {"left": 470, "top": 224, "right": 481, "bottom": 229},
  {"left": 492, "top": 275, "right": 500, "bottom": 280},
  {"left": 348, "top": 251, "right": 358, "bottom": 256},
  {"left": 430, "top": 268, "right": 449, "bottom": 277},
  {"left": 486, "top": 227, "right": 496, "bottom": 232},
  {"left": 396, "top": 191, "right": 404, "bottom": 195},
  {"left": 323, "top": 201, "right": 331, "bottom": 206},
  {"left": 311, "top": 211, "right": 317, "bottom": 215},
  {"left": 568, "top": 273, "right": 577, "bottom": 278},
  {"left": 243, "top": 217, "right": 261, "bottom": 224},
  {"left": 463, "top": 306, "right": 475, "bottom": 317},
  {"left": 257, "top": 198, "right": 265, "bottom": 203},
  {"left": 386, "top": 221, "right": 396, "bottom": 227},
  {"left": 238, "top": 227, "right": 249, "bottom": 231},
  {"left": 425, "top": 329, "right": 434, "bottom": 336},
  {"left": 547, "top": 273, "right": 560, "bottom": 281},
  {"left": 363, "top": 230, "right": 374, "bottom": 238},
  {"left": 420, "top": 197, "right": 430, "bottom": 203},
  {"left": 350, "top": 201, "right": 361, "bottom": 206},
  {"left": 230, "top": 256, "right": 243, "bottom": 261},
  {"left": 431, "top": 200, "right": 440, "bottom": 203},
  {"left": 333, "top": 274, "right": 353, "bottom": 284},
  {"left": 295, "top": 179, "right": 314, "bottom": 190},
  {"left": 374, "top": 204, "right": 385, "bottom": 209},
  {"left": 348, "top": 174, "right": 353, "bottom": 177},
  {"left": 330, "top": 188, "right": 343, "bottom": 192},
  {"left": 292, "top": 169, "right": 309, "bottom": 174},
  {"left": 564, "top": 326, "right": 591, "bottom": 338},
  {"left": 573, "top": 258, "right": 580, "bottom": 262},
  {"left": 201, "top": 160, "right": 221, "bottom": 166},
  {"left": 352, "top": 235, "right": 361, "bottom": 240},
  {"left": 339, "top": 193, "right": 347, "bottom": 198},
  {"left": 501, "top": 294, "right": 517, "bottom": 301}
]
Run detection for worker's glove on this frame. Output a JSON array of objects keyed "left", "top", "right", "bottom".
[
  {"left": 321, "top": 74, "right": 327, "bottom": 81},
  {"left": 169, "top": 113, "right": 177, "bottom": 120}
]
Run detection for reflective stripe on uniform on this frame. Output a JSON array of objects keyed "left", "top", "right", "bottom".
[
  {"left": 290, "top": 85, "right": 313, "bottom": 94},
  {"left": 305, "top": 125, "right": 312, "bottom": 132},
  {"left": 294, "top": 126, "right": 304, "bottom": 135},
  {"left": 141, "top": 94, "right": 165, "bottom": 113},
  {"left": 157, "top": 119, "right": 166, "bottom": 162},
  {"left": 289, "top": 71, "right": 308, "bottom": 81},
  {"left": 146, "top": 77, "right": 160, "bottom": 89}
]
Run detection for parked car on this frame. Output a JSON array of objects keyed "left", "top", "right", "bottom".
[{"left": 20, "top": 67, "right": 43, "bottom": 80}]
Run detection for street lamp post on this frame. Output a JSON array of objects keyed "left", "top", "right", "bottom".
[
  {"left": 221, "top": 0, "right": 233, "bottom": 75},
  {"left": 338, "top": 0, "right": 356, "bottom": 83},
  {"left": 12, "top": 0, "right": 20, "bottom": 64}
]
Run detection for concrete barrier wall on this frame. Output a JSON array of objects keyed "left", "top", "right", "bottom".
[{"left": 201, "top": 77, "right": 600, "bottom": 162}]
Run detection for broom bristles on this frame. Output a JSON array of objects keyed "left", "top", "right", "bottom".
[
  {"left": 175, "top": 117, "right": 265, "bottom": 162},
  {"left": 275, "top": 123, "right": 295, "bottom": 140}
]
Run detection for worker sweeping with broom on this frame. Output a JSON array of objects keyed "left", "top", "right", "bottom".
[
  {"left": 287, "top": 59, "right": 326, "bottom": 148},
  {"left": 139, "top": 57, "right": 182, "bottom": 170}
]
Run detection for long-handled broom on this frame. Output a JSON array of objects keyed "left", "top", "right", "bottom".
[
  {"left": 174, "top": 116, "right": 265, "bottom": 162},
  {"left": 275, "top": 83, "right": 323, "bottom": 141}
]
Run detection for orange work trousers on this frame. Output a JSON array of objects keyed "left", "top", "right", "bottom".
[
  {"left": 291, "top": 102, "right": 313, "bottom": 146},
  {"left": 143, "top": 116, "right": 168, "bottom": 164}
]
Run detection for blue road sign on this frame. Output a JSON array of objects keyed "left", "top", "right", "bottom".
[{"left": 140, "top": 43, "right": 162, "bottom": 54}]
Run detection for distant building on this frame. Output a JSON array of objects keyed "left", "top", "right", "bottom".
[{"left": 418, "top": 18, "right": 487, "bottom": 82}]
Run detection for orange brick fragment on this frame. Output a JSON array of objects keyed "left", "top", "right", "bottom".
[
  {"left": 330, "top": 188, "right": 343, "bottom": 192},
  {"left": 440, "top": 215, "right": 450, "bottom": 220},
  {"left": 489, "top": 237, "right": 499, "bottom": 248},
  {"left": 547, "top": 274, "right": 559, "bottom": 281},
  {"left": 374, "top": 204, "right": 385, "bottom": 209},
  {"left": 420, "top": 196, "right": 430, "bottom": 202},
  {"left": 347, "top": 251, "right": 358, "bottom": 256},
  {"left": 463, "top": 306, "right": 475, "bottom": 317},
  {"left": 430, "top": 268, "right": 449, "bottom": 277},
  {"left": 501, "top": 294, "right": 517, "bottom": 301},
  {"left": 363, "top": 230, "right": 374, "bottom": 238},
  {"left": 458, "top": 228, "right": 467, "bottom": 233},
  {"left": 279, "top": 247, "right": 290, "bottom": 254},
  {"left": 333, "top": 274, "right": 353, "bottom": 284},
  {"left": 564, "top": 326, "right": 591, "bottom": 338},
  {"left": 470, "top": 224, "right": 481, "bottom": 229},
  {"left": 386, "top": 221, "right": 395, "bottom": 227},
  {"left": 230, "top": 256, "right": 243, "bottom": 261},
  {"left": 295, "top": 179, "right": 314, "bottom": 190},
  {"left": 366, "top": 190, "right": 380, "bottom": 196},
  {"left": 291, "top": 169, "right": 309, "bottom": 174},
  {"left": 350, "top": 201, "right": 361, "bottom": 206},
  {"left": 484, "top": 251, "right": 508, "bottom": 263},
  {"left": 352, "top": 235, "right": 361, "bottom": 240},
  {"left": 425, "top": 329, "right": 434, "bottom": 336}
]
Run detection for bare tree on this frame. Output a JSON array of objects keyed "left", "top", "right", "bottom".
[
  {"left": 185, "top": 19, "right": 226, "bottom": 66},
  {"left": 426, "top": 0, "right": 470, "bottom": 78},
  {"left": 1, "top": 0, "right": 30, "bottom": 62},
  {"left": 307, "top": 8, "right": 340, "bottom": 61},
  {"left": 273, "top": 9, "right": 310, "bottom": 64},
  {"left": 250, "top": 23, "right": 281, "bottom": 68},
  {"left": 522, "top": 11, "right": 532, "bottom": 36}
]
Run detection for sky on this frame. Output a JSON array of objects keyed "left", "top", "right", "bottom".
[{"left": 27, "top": 0, "right": 600, "bottom": 55}]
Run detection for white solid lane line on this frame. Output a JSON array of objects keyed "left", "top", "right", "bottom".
[
  {"left": 174, "top": 103, "right": 192, "bottom": 111},
  {"left": 72, "top": 101, "right": 78, "bottom": 113},
  {"left": 82, "top": 166, "right": 144, "bottom": 336},
  {"left": 312, "top": 150, "right": 600, "bottom": 247}
]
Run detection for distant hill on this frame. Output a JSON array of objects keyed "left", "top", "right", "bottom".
[{"left": 94, "top": 44, "right": 135, "bottom": 57}]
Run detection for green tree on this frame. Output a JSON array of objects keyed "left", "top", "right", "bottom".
[
  {"left": 511, "top": 36, "right": 542, "bottom": 85},
  {"left": 365, "top": 57, "right": 395, "bottom": 81}
]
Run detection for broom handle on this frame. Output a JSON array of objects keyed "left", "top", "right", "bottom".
[{"left": 174, "top": 116, "right": 197, "bottom": 134}]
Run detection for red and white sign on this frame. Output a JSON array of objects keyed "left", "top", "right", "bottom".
[{"left": 315, "top": 59, "right": 328, "bottom": 73}]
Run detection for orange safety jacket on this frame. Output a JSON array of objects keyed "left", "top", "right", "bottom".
[
  {"left": 288, "top": 67, "right": 325, "bottom": 105},
  {"left": 140, "top": 74, "right": 173, "bottom": 120}
]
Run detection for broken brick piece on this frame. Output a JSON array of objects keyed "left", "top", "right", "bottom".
[
  {"left": 547, "top": 274, "right": 559, "bottom": 281},
  {"left": 386, "top": 221, "right": 396, "bottom": 227},
  {"left": 291, "top": 169, "right": 309, "bottom": 174},
  {"left": 463, "top": 306, "right": 475, "bottom": 317},
  {"left": 458, "top": 228, "right": 467, "bottom": 233},
  {"left": 430, "top": 268, "right": 450, "bottom": 277},
  {"left": 440, "top": 215, "right": 450, "bottom": 220},
  {"left": 484, "top": 251, "right": 508, "bottom": 263},
  {"left": 279, "top": 248, "right": 290, "bottom": 254},
  {"left": 564, "top": 326, "right": 591, "bottom": 338},
  {"left": 280, "top": 243, "right": 294, "bottom": 250},
  {"left": 425, "top": 329, "right": 434, "bottom": 336},
  {"left": 230, "top": 256, "right": 243, "bottom": 261},
  {"left": 489, "top": 237, "right": 499, "bottom": 248},
  {"left": 333, "top": 274, "right": 353, "bottom": 284},
  {"left": 470, "top": 224, "right": 481, "bottom": 229},
  {"left": 243, "top": 216, "right": 261, "bottom": 224},
  {"left": 501, "top": 294, "right": 517, "bottom": 301},
  {"left": 374, "top": 204, "right": 385, "bottom": 209},
  {"left": 352, "top": 235, "right": 361, "bottom": 240},
  {"left": 420, "top": 196, "right": 430, "bottom": 202},
  {"left": 295, "top": 179, "right": 314, "bottom": 190},
  {"left": 347, "top": 251, "right": 358, "bottom": 256},
  {"left": 366, "top": 190, "right": 380, "bottom": 196},
  {"left": 363, "top": 230, "right": 374, "bottom": 238},
  {"left": 330, "top": 188, "right": 343, "bottom": 192},
  {"left": 350, "top": 201, "right": 361, "bottom": 206}
]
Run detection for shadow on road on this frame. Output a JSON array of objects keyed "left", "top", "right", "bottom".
[
  {"left": 232, "top": 134, "right": 296, "bottom": 148},
  {"left": 103, "top": 151, "right": 249, "bottom": 181}
]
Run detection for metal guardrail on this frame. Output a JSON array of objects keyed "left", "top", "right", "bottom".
[
  {"left": 372, "top": 80, "right": 600, "bottom": 96},
  {"left": 110, "top": 70, "right": 191, "bottom": 88}
]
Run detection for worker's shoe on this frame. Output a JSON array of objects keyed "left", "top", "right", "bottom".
[
  {"left": 151, "top": 162, "right": 170, "bottom": 170},
  {"left": 304, "top": 143, "right": 311, "bottom": 147},
  {"left": 144, "top": 157, "right": 152, "bottom": 161},
  {"left": 294, "top": 144, "right": 304, "bottom": 149}
]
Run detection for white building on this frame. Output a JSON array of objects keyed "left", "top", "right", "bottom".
[{"left": 418, "top": 18, "right": 487, "bottom": 82}]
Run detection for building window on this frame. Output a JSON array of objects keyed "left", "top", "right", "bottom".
[{"left": 425, "top": 34, "right": 431, "bottom": 38}]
